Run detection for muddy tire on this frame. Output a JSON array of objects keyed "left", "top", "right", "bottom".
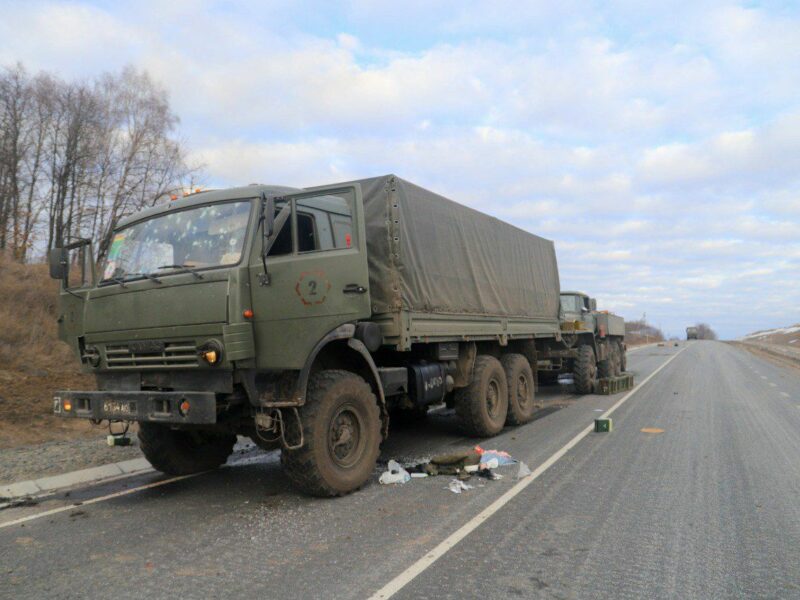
[
  {"left": 281, "top": 370, "right": 380, "bottom": 497},
  {"left": 617, "top": 340, "right": 627, "bottom": 372},
  {"left": 574, "top": 345, "right": 598, "bottom": 395},
  {"left": 138, "top": 423, "right": 236, "bottom": 475},
  {"left": 455, "top": 355, "right": 508, "bottom": 437},
  {"left": 610, "top": 344, "right": 622, "bottom": 376},
  {"left": 502, "top": 354, "right": 536, "bottom": 425},
  {"left": 597, "top": 343, "right": 613, "bottom": 379}
]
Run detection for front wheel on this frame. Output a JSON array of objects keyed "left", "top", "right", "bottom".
[
  {"left": 573, "top": 345, "right": 598, "bottom": 395},
  {"left": 138, "top": 423, "right": 236, "bottom": 475},
  {"left": 281, "top": 370, "right": 381, "bottom": 497}
]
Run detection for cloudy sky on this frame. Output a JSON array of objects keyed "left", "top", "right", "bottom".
[{"left": 2, "top": 0, "right": 799, "bottom": 338}]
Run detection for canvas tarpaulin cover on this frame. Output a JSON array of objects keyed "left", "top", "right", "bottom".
[{"left": 344, "top": 175, "right": 560, "bottom": 320}]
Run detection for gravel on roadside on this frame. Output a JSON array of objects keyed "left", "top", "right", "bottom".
[{"left": 0, "top": 435, "right": 144, "bottom": 486}]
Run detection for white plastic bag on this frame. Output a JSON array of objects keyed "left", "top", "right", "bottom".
[{"left": 379, "top": 460, "right": 411, "bottom": 485}]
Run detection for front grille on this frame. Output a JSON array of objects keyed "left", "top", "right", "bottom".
[{"left": 105, "top": 341, "right": 199, "bottom": 369}]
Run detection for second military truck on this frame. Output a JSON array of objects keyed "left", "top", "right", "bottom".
[
  {"left": 50, "top": 175, "right": 565, "bottom": 496},
  {"left": 537, "top": 291, "right": 627, "bottom": 394}
]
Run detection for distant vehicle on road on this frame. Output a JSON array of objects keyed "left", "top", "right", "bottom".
[
  {"left": 687, "top": 326, "right": 699, "bottom": 340},
  {"left": 538, "top": 292, "right": 627, "bottom": 394}
]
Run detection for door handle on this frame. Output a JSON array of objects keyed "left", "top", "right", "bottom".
[{"left": 343, "top": 284, "right": 367, "bottom": 294}]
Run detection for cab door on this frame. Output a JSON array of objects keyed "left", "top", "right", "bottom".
[{"left": 248, "top": 184, "right": 371, "bottom": 370}]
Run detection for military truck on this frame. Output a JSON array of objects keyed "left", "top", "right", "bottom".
[
  {"left": 49, "top": 175, "right": 563, "bottom": 497},
  {"left": 537, "top": 291, "right": 626, "bottom": 394},
  {"left": 686, "top": 326, "right": 698, "bottom": 340}
]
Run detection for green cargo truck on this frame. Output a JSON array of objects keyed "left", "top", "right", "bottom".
[
  {"left": 686, "top": 326, "right": 698, "bottom": 340},
  {"left": 537, "top": 291, "right": 627, "bottom": 394},
  {"left": 49, "top": 175, "right": 563, "bottom": 496}
]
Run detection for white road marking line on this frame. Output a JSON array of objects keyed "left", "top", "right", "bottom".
[
  {"left": 368, "top": 348, "right": 687, "bottom": 600},
  {"left": 0, "top": 473, "right": 201, "bottom": 530},
  {"left": 761, "top": 376, "right": 768, "bottom": 380},
  {"left": 769, "top": 383, "right": 777, "bottom": 387},
  {"left": 780, "top": 392, "right": 789, "bottom": 398}
]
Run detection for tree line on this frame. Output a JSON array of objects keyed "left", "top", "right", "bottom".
[{"left": 0, "top": 63, "right": 195, "bottom": 264}]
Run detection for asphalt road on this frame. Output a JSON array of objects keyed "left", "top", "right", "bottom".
[{"left": 2, "top": 342, "right": 799, "bottom": 599}]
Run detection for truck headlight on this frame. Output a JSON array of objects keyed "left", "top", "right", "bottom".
[{"left": 199, "top": 340, "right": 223, "bottom": 365}]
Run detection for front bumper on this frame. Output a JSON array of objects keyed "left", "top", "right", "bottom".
[{"left": 53, "top": 390, "right": 217, "bottom": 424}]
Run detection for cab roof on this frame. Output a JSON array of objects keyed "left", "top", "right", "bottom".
[
  {"left": 561, "top": 290, "right": 589, "bottom": 297},
  {"left": 116, "top": 184, "right": 303, "bottom": 229}
]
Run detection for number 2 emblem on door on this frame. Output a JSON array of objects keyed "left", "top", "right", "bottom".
[{"left": 295, "top": 271, "right": 331, "bottom": 306}]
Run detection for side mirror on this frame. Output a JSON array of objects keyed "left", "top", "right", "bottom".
[
  {"left": 48, "top": 247, "right": 67, "bottom": 280},
  {"left": 261, "top": 192, "right": 275, "bottom": 240}
]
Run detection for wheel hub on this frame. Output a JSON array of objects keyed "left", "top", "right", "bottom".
[{"left": 328, "top": 405, "right": 363, "bottom": 468}]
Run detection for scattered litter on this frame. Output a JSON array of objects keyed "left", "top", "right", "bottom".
[
  {"left": 379, "top": 460, "right": 411, "bottom": 485},
  {"left": 593, "top": 409, "right": 604, "bottom": 412},
  {"left": 384, "top": 446, "right": 521, "bottom": 487},
  {"left": 516, "top": 462, "right": 531, "bottom": 479},
  {"left": 640, "top": 427, "right": 664, "bottom": 434},
  {"left": 447, "top": 479, "right": 473, "bottom": 494},
  {"left": 476, "top": 448, "right": 515, "bottom": 467},
  {"left": 478, "top": 469, "right": 503, "bottom": 480},
  {"left": 482, "top": 457, "right": 500, "bottom": 470}
]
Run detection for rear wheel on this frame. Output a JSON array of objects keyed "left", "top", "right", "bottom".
[
  {"left": 610, "top": 344, "right": 622, "bottom": 376},
  {"left": 502, "top": 354, "right": 536, "bottom": 425},
  {"left": 574, "top": 345, "right": 598, "bottom": 394},
  {"left": 138, "top": 423, "right": 236, "bottom": 475},
  {"left": 617, "top": 340, "right": 627, "bottom": 372},
  {"left": 281, "top": 370, "right": 380, "bottom": 497},
  {"left": 597, "top": 343, "right": 613, "bottom": 379},
  {"left": 455, "top": 355, "right": 508, "bottom": 437}
]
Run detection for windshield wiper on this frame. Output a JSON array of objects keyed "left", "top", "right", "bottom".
[
  {"left": 124, "top": 272, "right": 163, "bottom": 284},
  {"left": 157, "top": 264, "right": 204, "bottom": 280},
  {"left": 100, "top": 276, "right": 128, "bottom": 288}
]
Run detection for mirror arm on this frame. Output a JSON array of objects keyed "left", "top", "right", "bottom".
[{"left": 259, "top": 204, "right": 291, "bottom": 287}]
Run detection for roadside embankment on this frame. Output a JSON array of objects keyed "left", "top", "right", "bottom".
[
  {"left": 0, "top": 255, "right": 96, "bottom": 448},
  {"left": 730, "top": 340, "right": 800, "bottom": 371}
]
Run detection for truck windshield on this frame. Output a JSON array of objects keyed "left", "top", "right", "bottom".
[
  {"left": 101, "top": 200, "right": 252, "bottom": 282},
  {"left": 560, "top": 295, "right": 582, "bottom": 313}
]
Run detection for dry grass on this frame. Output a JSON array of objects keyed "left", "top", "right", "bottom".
[{"left": 0, "top": 253, "right": 98, "bottom": 448}]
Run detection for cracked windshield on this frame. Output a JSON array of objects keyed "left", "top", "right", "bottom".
[{"left": 102, "top": 200, "right": 252, "bottom": 281}]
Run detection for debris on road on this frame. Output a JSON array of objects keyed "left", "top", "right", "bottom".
[
  {"left": 516, "top": 462, "right": 532, "bottom": 478},
  {"left": 384, "top": 446, "right": 523, "bottom": 489},
  {"left": 378, "top": 460, "right": 411, "bottom": 485},
  {"left": 594, "top": 418, "right": 613, "bottom": 433},
  {"left": 447, "top": 479, "right": 474, "bottom": 494}
]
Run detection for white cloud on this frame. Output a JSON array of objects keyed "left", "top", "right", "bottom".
[{"left": 2, "top": 0, "right": 799, "bottom": 338}]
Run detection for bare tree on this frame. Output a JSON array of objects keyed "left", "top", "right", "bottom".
[
  {"left": 694, "top": 323, "right": 718, "bottom": 340},
  {"left": 0, "top": 63, "right": 197, "bottom": 264}
]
